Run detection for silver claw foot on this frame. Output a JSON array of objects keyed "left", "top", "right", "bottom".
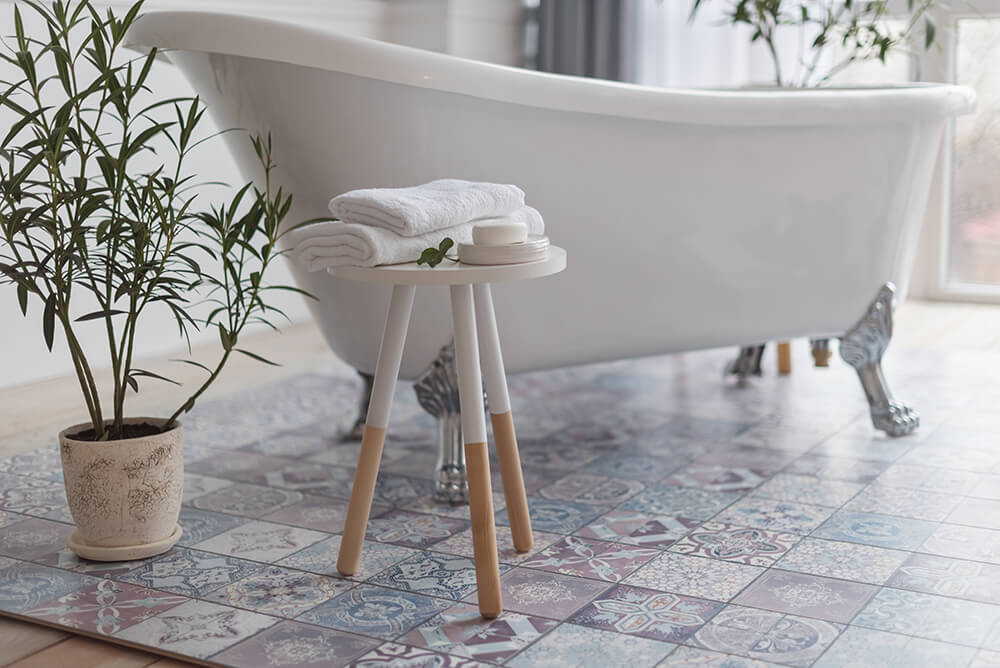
[
  {"left": 414, "top": 342, "right": 476, "bottom": 504},
  {"left": 726, "top": 345, "right": 765, "bottom": 381},
  {"left": 839, "top": 282, "right": 919, "bottom": 437},
  {"left": 343, "top": 371, "right": 374, "bottom": 441}
]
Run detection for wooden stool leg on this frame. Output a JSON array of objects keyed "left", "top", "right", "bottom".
[
  {"left": 777, "top": 342, "right": 792, "bottom": 375},
  {"left": 337, "top": 284, "right": 415, "bottom": 577},
  {"left": 451, "top": 284, "right": 502, "bottom": 619},
  {"left": 473, "top": 283, "right": 532, "bottom": 553}
]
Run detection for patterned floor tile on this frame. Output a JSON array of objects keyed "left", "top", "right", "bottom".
[
  {"left": 521, "top": 535, "right": 658, "bottom": 582},
  {"left": 182, "top": 473, "right": 233, "bottom": 504},
  {"left": 351, "top": 642, "right": 490, "bottom": 667},
  {"left": 810, "top": 435, "right": 913, "bottom": 463},
  {"left": 27, "top": 578, "right": 187, "bottom": 635},
  {"left": 177, "top": 507, "right": 249, "bottom": 546},
  {"left": 538, "top": 473, "right": 644, "bottom": 507},
  {"left": 0, "top": 447, "right": 63, "bottom": 481},
  {"left": 35, "top": 548, "right": 150, "bottom": 578},
  {"left": 887, "top": 553, "right": 1000, "bottom": 604},
  {"left": 844, "top": 484, "right": 962, "bottom": 522},
  {"left": 241, "top": 430, "right": 333, "bottom": 458},
  {"left": 949, "top": 498, "right": 1000, "bottom": 531},
  {"left": 972, "top": 474, "right": 1000, "bottom": 501},
  {"left": 626, "top": 552, "right": 763, "bottom": 602},
  {"left": 0, "top": 558, "right": 97, "bottom": 612},
  {"left": 751, "top": 473, "right": 863, "bottom": 508},
  {"left": 777, "top": 537, "right": 909, "bottom": 585},
  {"left": 854, "top": 587, "right": 1000, "bottom": 646},
  {"left": 214, "top": 619, "right": 377, "bottom": 668},
  {"left": 0, "top": 517, "right": 73, "bottom": 561},
  {"left": 813, "top": 510, "right": 937, "bottom": 550},
  {"left": 187, "top": 452, "right": 294, "bottom": 482},
  {"left": 403, "top": 603, "right": 558, "bottom": 663},
  {"left": 247, "top": 461, "right": 356, "bottom": 494},
  {"left": 812, "top": 625, "right": 976, "bottom": 668},
  {"left": 472, "top": 567, "right": 609, "bottom": 618},
  {"left": 408, "top": 492, "right": 506, "bottom": 520},
  {"left": 264, "top": 494, "right": 387, "bottom": 534},
  {"left": 877, "top": 464, "right": 981, "bottom": 495},
  {"left": 193, "top": 520, "right": 328, "bottom": 563},
  {"left": 711, "top": 497, "right": 834, "bottom": 535},
  {"left": 732, "top": 570, "right": 876, "bottom": 623},
  {"left": 497, "top": 498, "right": 602, "bottom": 534},
  {"left": 204, "top": 565, "right": 352, "bottom": 617},
  {"left": 0, "top": 511, "right": 25, "bottom": 530},
  {"left": 0, "top": 472, "right": 68, "bottom": 517},
  {"left": 620, "top": 484, "right": 742, "bottom": 520},
  {"left": 920, "top": 523, "right": 1000, "bottom": 565},
  {"left": 115, "top": 598, "right": 277, "bottom": 659},
  {"left": 278, "top": 535, "right": 418, "bottom": 580},
  {"left": 432, "top": 525, "right": 561, "bottom": 565},
  {"left": 570, "top": 584, "right": 722, "bottom": 643},
  {"left": 581, "top": 453, "right": 681, "bottom": 481},
  {"left": 898, "top": 445, "right": 1000, "bottom": 472},
  {"left": 662, "top": 645, "right": 785, "bottom": 667},
  {"left": 298, "top": 584, "right": 452, "bottom": 640},
  {"left": 664, "top": 465, "right": 769, "bottom": 493},
  {"left": 577, "top": 511, "right": 700, "bottom": 548},
  {"left": 118, "top": 547, "right": 264, "bottom": 597},
  {"left": 669, "top": 522, "right": 799, "bottom": 567},
  {"left": 696, "top": 446, "right": 796, "bottom": 476},
  {"left": 784, "top": 453, "right": 889, "bottom": 483},
  {"left": 508, "top": 622, "right": 675, "bottom": 667},
  {"left": 688, "top": 604, "right": 841, "bottom": 668},
  {"left": 973, "top": 649, "right": 1000, "bottom": 668},
  {"left": 366, "top": 510, "right": 469, "bottom": 549},
  {"left": 368, "top": 552, "right": 508, "bottom": 601},
  {"left": 190, "top": 483, "right": 304, "bottom": 518}
]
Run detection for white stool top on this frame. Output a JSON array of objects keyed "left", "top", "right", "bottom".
[{"left": 327, "top": 246, "right": 567, "bottom": 285}]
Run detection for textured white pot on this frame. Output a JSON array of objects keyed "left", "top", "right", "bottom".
[{"left": 59, "top": 417, "right": 184, "bottom": 561}]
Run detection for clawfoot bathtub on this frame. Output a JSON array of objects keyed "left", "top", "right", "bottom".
[{"left": 129, "top": 12, "right": 973, "bottom": 500}]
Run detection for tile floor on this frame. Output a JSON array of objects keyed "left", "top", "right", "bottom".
[{"left": 1, "top": 346, "right": 1000, "bottom": 667}]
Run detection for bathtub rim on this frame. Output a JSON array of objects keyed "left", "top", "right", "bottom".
[{"left": 126, "top": 10, "right": 976, "bottom": 127}]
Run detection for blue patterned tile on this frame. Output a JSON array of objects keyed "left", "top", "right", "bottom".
[
  {"left": 0, "top": 517, "right": 74, "bottom": 562},
  {"left": 814, "top": 626, "right": 977, "bottom": 668},
  {"left": 190, "top": 483, "right": 304, "bottom": 518},
  {"left": 298, "top": 583, "right": 451, "bottom": 640},
  {"left": 521, "top": 535, "right": 657, "bottom": 582},
  {"left": 620, "top": 484, "right": 742, "bottom": 520},
  {"left": 176, "top": 507, "right": 249, "bottom": 546},
  {"left": 215, "top": 620, "right": 378, "bottom": 667},
  {"left": 0, "top": 447, "right": 63, "bottom": 481},
  {"left": 784, "top": 453, "right": 889, "bottom": 483},
  {"left": 854, "top": 587, "right": 1000, "bottom": 646},
  {"left": 204, "top": 565, "right": 352, "bottom": 617},
  {"left": 181, "top": 473, "right": 233, "bottom": 504},
  {"left": 351, "top": 642, "right": 489, "bottom": 667},
  {"left": 278, "top": 535, "right": 418, "bottom": 580},
  {"left": 581, "top": 453, "right": 681, "bottom": 481},
  {"left": 577, "top": 510, "right": 699, "bottom": 548},
  {"left": 187, "top": 452, "right": 294, "bottom": 483},
  {"left": 813, "top": 510, "right": 937, "bottom": 550},
  {"left": 712, "top": 497, "right": 834, "bottom": 535},
  {"left": 366, "top": 510, "right": 469, "bottom": 548},
  {"left": 0, "top": 472, "right": 67, "bottom": 517},
  {"left": 886, "top": 553, "right": 1000, "bottom": 604},
  {"left": 240, "top": 429, "right": 332, "bottom": 458},
  {"left": 508, "top": 622, "right": 674, "bottom": 667},
  {"left": 0, "top": 557, "right": 96, "bottom": 612},
  {"left": 118, "top": 547, "right": 264, "bottom": 597},
  {"left": 538, "top": 473, "right": 644, "bottom": 508},
  {"left": 497, "top": 498, "right": 602, "bottom": 534},
  {"left": 192, "top": 520, "right": 327, "bottom": 562},
  {"left": 626, "top": 552, "right": 764, "bottom": 602},
  {"left": 777, "top": 537, "right": 909, "bottom": 585},
  {"left": 751, "top": 473, "right": 863, "bottom": 508},
  {"left": 663, "top": 645, "right": 786, "bottom": 667},
  {"left": 368, "top": 551, "right": 510, "bottom": 600}
]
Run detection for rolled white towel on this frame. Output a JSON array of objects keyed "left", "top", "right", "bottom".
[
  {"left": 290, "top": 206, "right": 544, "bottom": 271},
  {"left": 329, "top": 178, "right": 525, "bottom": 237}
]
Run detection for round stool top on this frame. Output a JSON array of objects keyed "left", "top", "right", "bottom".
[{"left": 327, "top": 246, "right": 567, "bottom": 285}]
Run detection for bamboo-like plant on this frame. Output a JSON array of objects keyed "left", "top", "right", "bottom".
[
  {"left": 691, "top": 0, "right": 938, "bottom": 87},
  {"left": 0, "top": 0, "right": 315, "bottom": 440}
]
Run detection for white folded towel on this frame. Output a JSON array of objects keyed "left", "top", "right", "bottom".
[
  {"left": 329, "top": 179, "right": 526, "bottom": 237},
  {"left": 290, "top": 206, "right": 544, "bottom": 271}
]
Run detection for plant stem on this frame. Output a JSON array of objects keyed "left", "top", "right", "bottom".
[{"left": 165, "top": 349, "right": 229, "bottom": 427}]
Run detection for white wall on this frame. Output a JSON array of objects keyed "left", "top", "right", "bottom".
[{"left": 0, "top": 0, "right": 522, "bottom": 390}]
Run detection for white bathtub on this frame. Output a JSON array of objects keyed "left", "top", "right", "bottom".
[{"left": 128, "top": 12, "right": 972, "bottom": 449}]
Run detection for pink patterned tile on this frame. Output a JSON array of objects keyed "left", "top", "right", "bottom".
[
  {"left": 569, "top": 584, "right": 723, "bottom": 643},
  {"left": 214, "top": 620, "right": 377, "bottom": 668},
  {"left": 0, "top": 517, "right": 73, "bottom": 562},
  {"left": 28, "top": 578, "right": 186, "bottom": 635},
  {"left": 577, "top": 510, "right": 699, "bottom": 548},
  {"left": 669, "top": 522, "right": 800, "bottom": 566},
  {"left": 463, "top": 567, "right": 610, "bottom": 619},
  {"left": 538, "top": 473, "right": 644, "bottom": 507},
  {"left": 365, "top": 510, "right": 468, "bottom": 549},
  {"left": 733, "top": 570, "right": 876, "bottom": 623},
  {"left": 521, "top": 535, "right": 658, "bottom": 582},
  {"left": 665, "top": 465, "right": 769, "bottom": 492}
]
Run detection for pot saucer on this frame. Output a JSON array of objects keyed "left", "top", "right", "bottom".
[{"left": 67, "top": 524, "right": 183, "bottom": 561}]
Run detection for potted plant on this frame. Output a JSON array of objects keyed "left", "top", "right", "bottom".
[
  {"left": 691, "top": 0, "right": 937, "bottom": 87},
  {"left": 0, "top": 0, "right": 314, "bottom": 560}
]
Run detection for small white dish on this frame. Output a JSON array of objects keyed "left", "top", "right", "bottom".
[
  {"left": 472, "top": 222, "right": 528, "bottom": 246},
  {"left": 458, "top": 235, "right": 550, "bottom": 265}
]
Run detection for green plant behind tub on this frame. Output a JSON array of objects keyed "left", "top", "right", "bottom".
[
  {"left": 0, "top": 0, "right": 317, "bottom": 440},
  {"left": 691, "top": 0, "right": 938, "bottom": 87}
]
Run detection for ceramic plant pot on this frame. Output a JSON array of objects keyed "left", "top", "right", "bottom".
[{"left": 59, "top": 417, "right": 184, "bottom": 561}]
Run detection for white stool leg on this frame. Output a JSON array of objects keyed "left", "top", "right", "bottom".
[
  {"left": 337, "top": 284, "right": 415, "bottom": 576},
  {"left": 473, "top": 283, "right": 533, "bottom": 553},
  {"left": 451, "top": 284, "right": 502, "bottom": 619}
]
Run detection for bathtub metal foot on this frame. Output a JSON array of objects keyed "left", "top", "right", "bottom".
[
  {"left": 414, "top": 342, "right": 475, "bottom": 504},
  {"left": 344, "top": 371, "right": 375, "bottom": 441},
  {"left": 839, "top": 283, "right": 919, "bottom": 437},
  {"left": 726, "top": 345, "right": 765, "bottom": 381},
  {"left": 811, "top": 339, "right": 832, "bottom": 367}
]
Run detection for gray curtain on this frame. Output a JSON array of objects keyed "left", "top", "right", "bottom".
[{"left": 534, "top": 0, "right": 626, "bottom": 81}]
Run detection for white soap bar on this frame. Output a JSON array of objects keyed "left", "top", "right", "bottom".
[{"left": 472, "top": 222, "right": 528, "bottom": 246}]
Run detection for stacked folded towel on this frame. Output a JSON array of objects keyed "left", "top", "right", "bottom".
[{"left": 289, "top": 179, "right": 544, "bottom": 270}]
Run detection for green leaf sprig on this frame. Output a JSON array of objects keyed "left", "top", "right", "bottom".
[{"left": 416, "top": 237, "right": 456, "bottom": 268}]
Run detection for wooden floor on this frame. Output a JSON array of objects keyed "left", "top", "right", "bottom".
[{"left": 2, "top": 299, "right": 999, "bottom": 667}]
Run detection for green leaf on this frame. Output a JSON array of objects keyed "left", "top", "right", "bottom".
[
  {"left": 128, "top": 368, "right": 181, "bottom": 386},
  {"left": 218, "top": 322, "right": 233, "bottom": 351},
  {"left": 169, "top": 358, "right": 213, "bottom": 373},
  {"left": 17, "top": 284, "right": 28, "bottom": 316},
  {"left": 235, "top": 348, "right": 280, "bottom": 366},
  {"left": 924, "top": 15, "right": 936, "bottom": 49},
  {"left": 75, "top": 309, "right": 126, "bottom": 322},
  {"left": 125, "top": 375, "right": 138, "bottom": 393},
  {"left": 42, "top": 293, "right": 56, "bottom": 351}
]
